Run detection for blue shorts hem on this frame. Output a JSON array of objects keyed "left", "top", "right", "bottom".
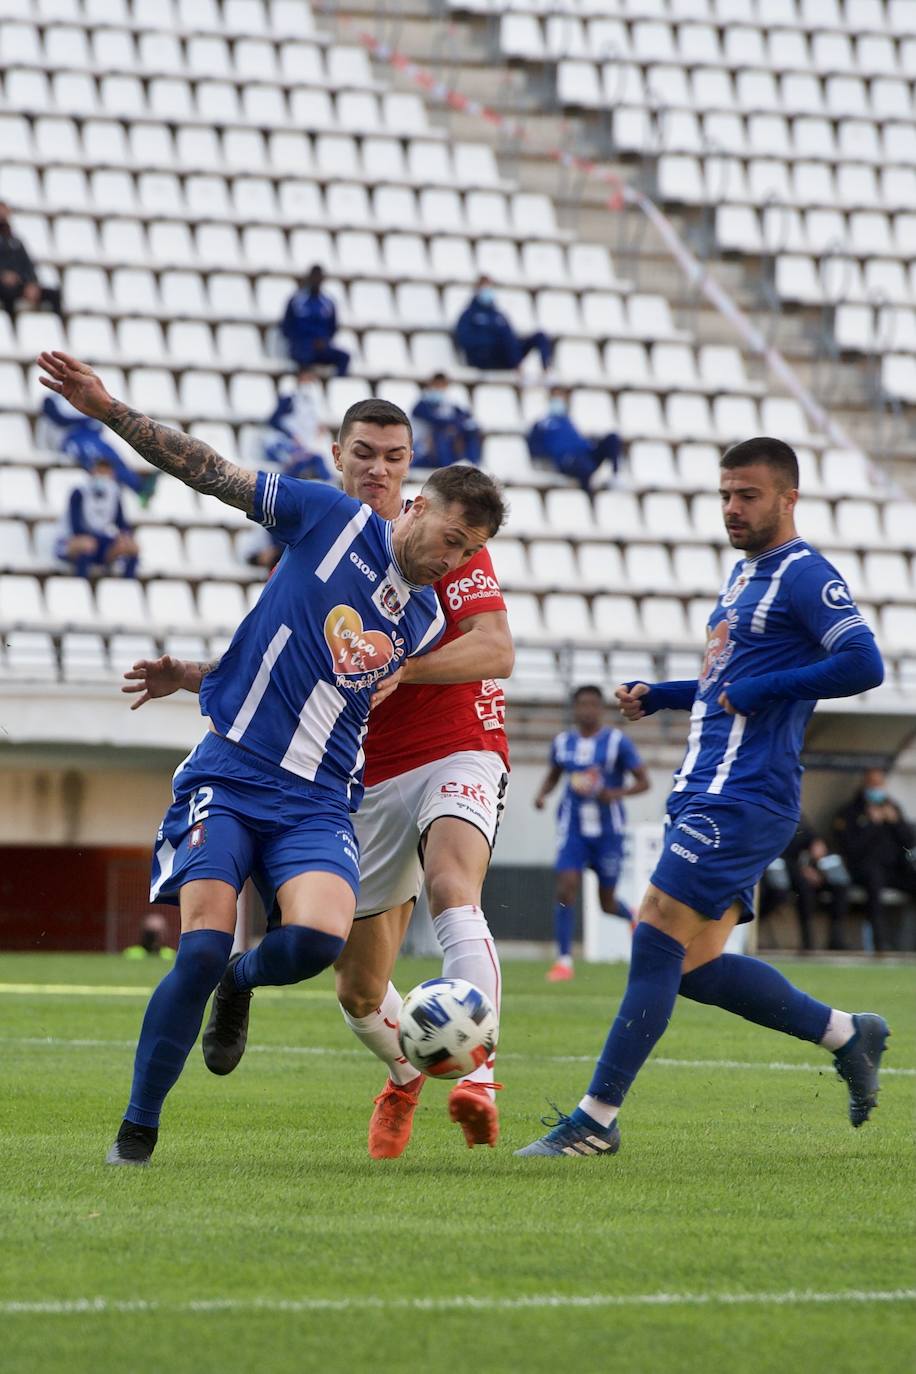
[{"left": 648, "top": 873, "right": 754, "bottom": 924}]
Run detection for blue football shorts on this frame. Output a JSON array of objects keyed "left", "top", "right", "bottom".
[
  {"left": 149, "top": 732, "right": 360, "bottom": 908},
  {"left": 650, "top": 793, "right": 798, "bottom": 922},
  {"left": 556, "top": 828, "right": 624, "bottom": 887}
]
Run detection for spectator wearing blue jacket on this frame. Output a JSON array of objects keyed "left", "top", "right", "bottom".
[
  {"left": 40, "top": 394, "right": 157, "bottom": 504},
  {"left": 263, "top": 369, "right": 332, "bottom": 482},
  {"left": 55, "top": 457, "right": 139, "bottom": 580},
  {"left": 411, "top": 373, "right": 482, "bottom": 470},
  {"left": 527, "top": 386, "right": 621, "bottom": 491},
  {"left": 455, "top": 276, "right": 553, "bottom": 371},
  {"left": 280, "top": 265, "right": 350, "bottom": 376}
]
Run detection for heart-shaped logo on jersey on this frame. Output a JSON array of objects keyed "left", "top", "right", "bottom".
[{"left": 324, "top": 605, "right": 394, "bottom": 676}]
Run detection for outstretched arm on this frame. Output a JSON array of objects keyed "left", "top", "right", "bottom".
[
  {"left": 37, "top": 351, "right": 256, "bottom": 513},
  {"left": 121, "top": 656, "right": 218, "bottom": 710}
]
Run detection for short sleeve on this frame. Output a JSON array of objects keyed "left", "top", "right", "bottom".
[
  {"left": 249, "top": 471, "right": 352, "bottom": 547},
  {"left": 618, "top": 734, "right": 642, "bottom": 773},
  {"left": 437, "top": 548, "right": 506, "bottom": 624},
  {"left": 789, "top": 559, "right": 873, "bottom": 654}
]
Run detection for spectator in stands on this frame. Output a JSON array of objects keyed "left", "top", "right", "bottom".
[
  {"left": 832, "top": 768, "right": 916, "bottom": 952},
  {"left": 0, "top": 201, "right": 61, "bottom": 318},
  {"left": 123, "top": 913, "right": 174, "bottom": 962},
  {"left": 527, "top": 385, "right": 621, "bottom": 490},
  {"left": 56, "top": 455, "right": 139, "bottom": 581},
  {"left": 238, "top": 525, "right": 282, "bottom": 573},
  {"left": 455, "top": 275, "right": 553, "bottom": 372},
  {"left": 411, "top": 373, "right": 482, "bottom": 469},
  {"left": 263, "top": 369, "right": 331, "bottom": 482},
  {"left": 280, "top": 265, "right": 350, "bottom": 376},
  {"left": 39, "top": 393, "right": 157, "bottom": 504},
  {"left": 760, "top": 816, "right": 850, "bottom": 952}
]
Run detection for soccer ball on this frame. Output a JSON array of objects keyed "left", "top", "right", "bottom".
[{"left": 397, "top": 978, "right": 499, "bottom": 1080}]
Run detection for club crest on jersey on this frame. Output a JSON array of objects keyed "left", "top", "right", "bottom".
[
  {"left": 324, "top": 604, "right": 401, "bottom": 687},
  {"left": 188, "top": 823, "right": 205, "bottom": 849},
  {"left": 699, "top": 610, "right": 738, "bottom": 692},
  {"left": 372, "top": 577, "right": 405, "bottom": 625},
  {"left": 721, "top": 566, "right": 751, "bottom": 607}
]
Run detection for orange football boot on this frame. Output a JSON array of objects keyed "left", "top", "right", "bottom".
[
  {"left": 546, "top": 961, "right": 574, "bottom": 982},
  {"left": 368, "top": 1074, "right": 424, "bottom": 1159},
  {"left": 448, "top": 1079, "right": 502, "bottom": 1148}
]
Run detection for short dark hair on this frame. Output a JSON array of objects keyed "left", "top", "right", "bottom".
[
  {"left": 573, "top": 684, "right": 603, "bottom": 704},
  {"left": 720, "top": 437, "right": 799, "bottom": 490},
  {"left": 338, "top": 398, "right": 412, "bottom": 446},
  {"left": 420, "top": 465, "right": 507, "bottom": 538}
]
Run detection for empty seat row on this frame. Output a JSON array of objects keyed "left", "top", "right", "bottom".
[
  {"left": 0, "top": 572, "right": 262, "bottom": 633},
  {"left": 0, "top": 627, "right": 232, "bottom": 684},
  {"left": 0, "top": 0, "right": 317, "bottom": 39},
  {"left": 668, "top": 157, "right": 916, "bottom": 215}
]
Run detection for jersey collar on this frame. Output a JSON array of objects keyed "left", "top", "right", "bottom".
[
  {"left": 383, "top": 516, "right": 425, "bottom": 592},
  {"left": 741, "top": 535, "right": 805, "bottom": 570}
]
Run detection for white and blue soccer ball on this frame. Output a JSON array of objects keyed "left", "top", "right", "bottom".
[{"left": 397, "top": 978, "right": 499, "bottom": 1080}]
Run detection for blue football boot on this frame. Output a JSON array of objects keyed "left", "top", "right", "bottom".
[{"left": 515, "top": 1106, "right": 621, "bottom": 1158}]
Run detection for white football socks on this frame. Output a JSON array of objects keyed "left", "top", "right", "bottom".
[
  {"left": 578, "top": 1094, "right": 619, "bottom": 1128},
  {"left": 339, "top": 982, "right": 418, "bottom": 1086},
  {"left": 820, "top": 1008, "right": 856, "bottom": 1052},
  {"left": 435, "top": 904, "right": 501, "bottom": 1089}
]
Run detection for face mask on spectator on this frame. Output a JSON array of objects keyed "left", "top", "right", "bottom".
[
  {"left": 864, "top": 786, "right": 887, "bottom": 803},
  {"left": 90, "top": 476, "right": 114, "bottom": 496},
  {"left": 549, "top": 397, "right": 567, "bottom": 416},
  {"left": 477, "top": 287, "right": 495, "bottom": 306},
  {"left": 424, "top": 388, "right": 446, "bottom": 405}
]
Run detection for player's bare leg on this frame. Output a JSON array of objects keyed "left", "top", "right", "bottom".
[
  {"left": 107, "top": 879, "right": 238, "bottom": 1165},
  {"left": 425, "top": 817, "right": 503, "bottom": 1148},
  {"left": 335, "top": 904, "right": 425, "bottom": 1160},
  {"left": 203, "top": 871, "right": 354, "bottom": 1075},
  {"left": 547, "top": 869, "right": 579, "bottom": 982}
]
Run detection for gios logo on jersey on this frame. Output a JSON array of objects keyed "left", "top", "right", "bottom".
[
  {"left": 324, "top": 605, "right": 404, "bottom": 689},
  {"left": 348, "top": 551, "right": 378, "bottom": 583},
  {"left": 699, "top": 609, "right": 738, "bottom": 693}
]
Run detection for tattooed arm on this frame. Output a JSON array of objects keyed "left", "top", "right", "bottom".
[
  {"left": 37, "top": 351, "right": 256, "bottom": 513},
  {"left": 121, "top": 656, "right": 219, "bottom": 710}
]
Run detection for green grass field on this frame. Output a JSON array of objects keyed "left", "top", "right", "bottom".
[{"left": 1, "top": 953, "right": 913, "bottom": 1374}]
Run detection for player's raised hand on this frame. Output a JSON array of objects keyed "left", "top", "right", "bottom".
[
  {"left": 36, "top": 350, "right": 113, "bottom": 422},
  {"left": 615, "top": 682, "right": 650, "bottom": 721},
  {"left": 121, "top": 656, "right": 187, "bottom": 710},
  {"left": 370, "top": 665, "right": 405, "bottom": 710}
]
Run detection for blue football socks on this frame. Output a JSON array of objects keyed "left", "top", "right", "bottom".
[
  {"left": 554, "top": 903, "right": 575, "bottom": 958},
  {"left": 232, "top": 924, "right": 345, "bottom": 990},
  {"left": 125, "top": 928, "right": 232, "bottom": 1129},
  {"left": 587, "top": 923, "right": 686, "bottom": 1106},
  {"left": 679, "top": 953, "right": 832, "bottom": 1044}
]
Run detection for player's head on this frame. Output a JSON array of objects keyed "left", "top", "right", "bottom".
[
  {"left": 334, "top": 398, "right": 413, "bottom": 519},
  {"left": 302, "top": 264, "right": 324, "bottom": 294},
  {"left": 296, "top": 366, "right": 318, "bottom": 387},
  {"left": 395, "top": 466, "right": 507, "bottom": 585},
  {"left": 89, "top": 455, "right": 115, "bottom": 482},
  {"left": 719, "top": 437, "right": 800, "bottom": 555},
  {"left": 572, "top": 684, "right": 604, "bottom": 731},
  {"left": 862, "top": 766, "right": 888, "bottom": 799}
]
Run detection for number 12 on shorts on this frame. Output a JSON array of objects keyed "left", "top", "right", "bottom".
[{"left": 188, "top": 786, "right": 213, "bottom": 825}]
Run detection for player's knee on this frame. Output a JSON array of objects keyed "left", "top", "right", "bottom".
[
  {"left": 173, "top": 931, "right": 231, "bottom": 993},
  {"left": 556, "top": 876, "right": 578, "bottom": 907},
  {"left": 336, "top": 967, "right": 389, "bottom": 1020},
  {"left": 275, "top": 924, "right": 344, "bottom": 983},
  {"left": 426, "top": 867, "right": 478, "bottom": 916}
]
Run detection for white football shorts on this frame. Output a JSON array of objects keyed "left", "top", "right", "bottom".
[{"left": 354, "top": 750, "right": 509, "bottom": 919}]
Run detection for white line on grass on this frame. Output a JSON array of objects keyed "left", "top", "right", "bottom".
[
  {"left": 0, "top": 983, "right": 336, "bottom": 1000},
  {"left": 2, "top": 1035, "right": 914, "bottom": 1076},
  {"left": 2, "top": 1289, "right": 914, "bottom": 1317}
]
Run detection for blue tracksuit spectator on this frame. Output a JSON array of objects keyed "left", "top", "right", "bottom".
[
  {"left": 263, "top": 372, "right": 331, "bottom": 482},
  {"left": 411, "top": 374, "right": 482, "bottom": 469},
  {"left": 40, "top": 394, "right": 157, "bottom": 503},
  {"left": 455, "top": 276, "right": 553, "bottom": 371},
  {"left": 280, "top": 265, "right": 350, "bottom": 376},
  {"left": 527, "top": 388, "right": 621, "bottom": 490},
  {"left": 55, "top": 458, "right": 139, "bottom": 580}
]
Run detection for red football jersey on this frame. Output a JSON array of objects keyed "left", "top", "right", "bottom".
[{"left": 362, "top": 547, "right": 510, "bottom": 787}]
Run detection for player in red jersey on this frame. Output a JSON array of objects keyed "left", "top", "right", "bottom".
[{"left": 124, "top": 411, "right": 512, "bottom": 1156}]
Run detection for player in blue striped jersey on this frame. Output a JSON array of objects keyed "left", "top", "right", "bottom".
[
  {"left": 519, "top": 437, "right": 890, "bottom": 1158},
  {"left": 37, "top": 351, "right": 506, "bottom": 1166}
]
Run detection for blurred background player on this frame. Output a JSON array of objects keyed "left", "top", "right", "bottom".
[
  {"left": 535, "top": 684, "right": 649, "bottom": 981},
  {"left": 411, "top": 373, "right": 482, "bottom": 470},
  {"left": 0, "top": 201, "right": 61, "bottom": 318},
  {"left": 263, "top": 368, "right": 331, "bottom": 482},
  {"left": 527, "top": 385, "right": 621, "bottom": 491},
  {"left": 280, "top": 264, "right": 349, "bottom": 377},
  {"left": 831, "top": 767, "right": 916, "bottom": 953},
  {"left": 39, "top": 392, "right": 158, "bottom": 502},
  {"left": 455, "top": 275, "right": 553, "bottom": 372},
  {"left": 518, "top": 438, "right": 889, "bottom": 1158},
  {"left": 55, "top": 454, "right": 139, "bottom": 581}
]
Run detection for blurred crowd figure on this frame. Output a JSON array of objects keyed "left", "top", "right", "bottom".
[
  {"left": 760, "top": 816, "right": 850, "bottom": 952},
  {"left": 123, "top": 913, "right": 174, "bottom": 961},
  {"left": 280, "top": 264, "right": 349, "bottom": 376},
  {"left": 263, "top": 368, "right": 331, "bottom": 482},
  {"left": 455, "top": 275, "right": 553, "bottom": 371},
  {"left": 56, "top": 455, "right": 139, "bottom": 581},
  {"left": 411, "top": 373, "right": 481, "bottom": 469},
  {"left": 40, "top": 394, "right": 158, "bottom": 503},
  {"left": 527, "top": 384, "right": 621, "bottom": 491},
  {"left": 0, "top": 201, "right": 61, "bottom": 318},
  {"left": 831, "top": 767, "right": 916, "bottom": 952}
]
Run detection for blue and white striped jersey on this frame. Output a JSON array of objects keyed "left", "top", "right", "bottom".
[
  {"left": 551, "top": 726, "right": 642, "bottom": 839},
  {"left": 671, "top": 537, "right": 873, "bottom": 819},
  {"left": 198, "top": 472, "right": 445, "bottom": 808}
]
